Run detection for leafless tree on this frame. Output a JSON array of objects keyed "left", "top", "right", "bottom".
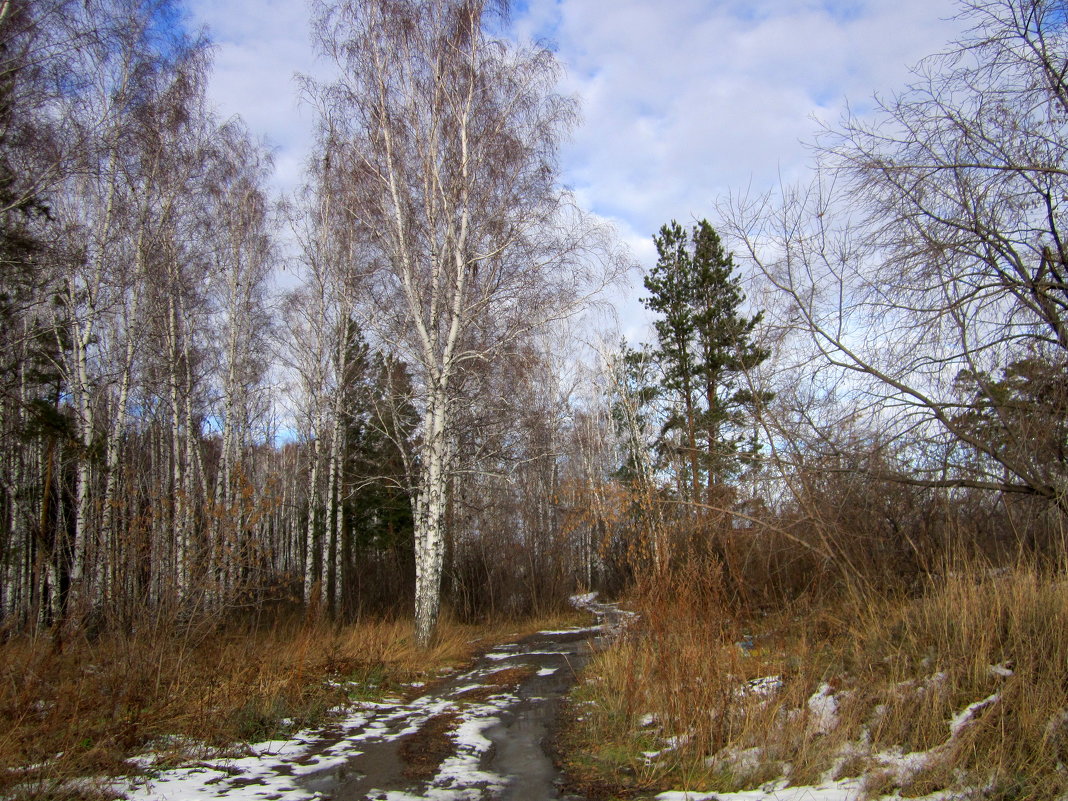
[
  {"left": 305, "top": 0, "right": 621, "bottom": 646},
  {"left": 721, "top": 0, "right": 1068, "bottom": 518}
]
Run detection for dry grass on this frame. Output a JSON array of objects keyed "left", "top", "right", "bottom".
[
  {"left": 562, "top": 563, "right": 1068, "bottom": 800},
  {"left": 0, "top": 607, "right": 588, "bottom": 800}
]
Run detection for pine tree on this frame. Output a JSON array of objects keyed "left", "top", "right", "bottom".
[
  {"left": 642, "top": 219, "right": 770, "bottom": 496},
  {"left": 644, "top": 222, "right": 702, "bottom": 497}
]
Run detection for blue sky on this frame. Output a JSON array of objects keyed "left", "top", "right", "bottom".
[{"left": 185, "top": 0, "right": 967, "bottom": 341}]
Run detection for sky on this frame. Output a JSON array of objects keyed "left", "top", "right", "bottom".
[{"left": 184, "top": 0, "right": 967, "bottom": 342}]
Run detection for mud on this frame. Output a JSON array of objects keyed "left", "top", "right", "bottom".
[{"left": 296, "top": 613, "right": 617, "bottom": 801}]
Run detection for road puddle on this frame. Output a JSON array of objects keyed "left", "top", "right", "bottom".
[{"left": 123, "top": 596, "right": 630, "bottom": 801}]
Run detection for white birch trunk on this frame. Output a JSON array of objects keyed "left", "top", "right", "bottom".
[
  {"left": 164, "top": 290, "right": 188, "bottom": 603},
  {"left": 304, "top": 423, "right": 324, "bottom": 607},
  {"left": 181, "top": 361, "right": 203, "bottom": 602},
  {"left": 2, "top": 352, "right": 30, "bottom": 620},
  {"left": 322, "top": 434, "right": 337, "bottom": 611},
  {"left": 324, "top": 316, "right": 350, "bottom": 616},
  {"left": 333, "top": 474, "right": 344, "bottom": 617},
  {"left": 414, "top": 387, "right": 449, "bottom": 647}
]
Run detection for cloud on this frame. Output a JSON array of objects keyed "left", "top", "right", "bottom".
[
  {"left": 185, "top": 0, "right": 970, "bottom": 338},
  {"left": 505, "top": 0, "right": 969, "bottom": 340},
  {"left": 519, "top": 0, "right": 964, "bottom": 240},
  {"left": 185, "top": 0, "right": 331, "bottom": 196}
]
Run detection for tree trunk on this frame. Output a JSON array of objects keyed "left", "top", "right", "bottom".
[{"left": 414, "top": 388, "right": 449, "bottom": 648}]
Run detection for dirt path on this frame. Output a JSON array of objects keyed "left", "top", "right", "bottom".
[
  {"left": 299, "top": 624, "right": 600, "bottom": 800},
  {"left": 125, "top": 597, "right": 626, "bottom": 801}
]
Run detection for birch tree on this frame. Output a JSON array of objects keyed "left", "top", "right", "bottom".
[
  {"left": 307, "top": 0, "right": 619, "bottom": 646},
  {"left": 48, "top": 0, "right": 214, "bottom": 617},
  {"left": 205, "top": 123, "right": 274, "bottom": 604}
]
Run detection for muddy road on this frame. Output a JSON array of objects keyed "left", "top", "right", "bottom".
[
  {"left": 125, "top": 597, "right": 628, "bottom": 801},
  {"left": 299, "top": 624, "right": 600, "bottom": 800}
]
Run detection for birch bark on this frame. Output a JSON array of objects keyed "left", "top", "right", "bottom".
[{"left": 308, "top": 0, "right": 620, "bottom": 646}]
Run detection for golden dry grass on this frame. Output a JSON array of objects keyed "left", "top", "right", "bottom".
[
  {"left": 0, "top": 607, "right": 589, "bottom": 800},
  {"left": 562, "top": 563, "right": 1068, "bottom": 800}
]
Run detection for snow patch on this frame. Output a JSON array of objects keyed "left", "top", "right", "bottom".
[
  {"left": 485, "top": 650, "right": 569, "bottom": 660},
  {"left": 734, "top": 674, "right": 782, "bottom": 699},
  {"left": 657, "top": 777, "right": 864, "bottom": 801},
  {"left": 570, "top": 591, "right": 599, "bottom": 606},
  {"left": 705, "top": 744, "right": 765, "bottom": 775},
  {"left": 950, "top": 692, "right": 999, "bottom": 737},
  {"left": 807, "top": 683, "right": 840, "bottom": 734}
]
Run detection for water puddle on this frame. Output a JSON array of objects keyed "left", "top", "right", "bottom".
[{"left": 123, "top": 595, "right": 631, "bottom": 801}]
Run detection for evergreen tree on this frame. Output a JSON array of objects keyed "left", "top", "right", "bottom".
[
  {"left": 642, "top": 219, "right": 770, "bottom": 495},
  {"left": 644, "top": 223, "right": 702, "bottom": 496},
  {"left": 338, "top": 322, "right": 417, "bottom": 614}
]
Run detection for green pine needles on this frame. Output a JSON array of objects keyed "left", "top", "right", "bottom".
[{"left": 639, "top": 219, "right": 771, "bottom": 496}]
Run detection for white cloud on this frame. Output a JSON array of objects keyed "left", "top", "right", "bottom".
[
  {"left": 186, "top": 0, "right": 331, "bottom": 196},
  {"left": 509, "top": 0, "right": 968, "bottom": 340},
  {"left": 185, "top": 0, "right": 970, "bottom": 338},
  {"left": 523, "top": 0, "right": 964, "bottom": 237}
]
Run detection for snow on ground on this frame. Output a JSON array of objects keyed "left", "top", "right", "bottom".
[
  {"left": 647, "top": 665, "right": 1020, "bottom": 801},
  {"left": 123, "top": 701, "right": 390, "bottom": 800},
  {"left": 570, "top": 591, "right": 638, "bottom": 639},
  {"left": 570, "top": 591, "right": 599, "bottom": 606},
  {"left": 656, "top": 777, "right": 960, "bottom": 801},
  {"left": 365, "top": 703, "right": 511, "bottom": 801},
  {"left": 950, "top": 692, "right": 999, "bottom": 737},
  {"left": 657, "top": 778, "right": 866, "bottom": 801},
  {"left": 119, "top": 609, "right": 614, "bottom": 801},
  {"left": 806, "top": 683, "right": 840, "bottom": 734},
  {"left": 121, "top": 688, "right": 497, "bottom": 800},
  {"left": 484, "top": 649, "right": 573, "bottom": 660},
  {"left": 734, "top": 674, "right": 783, "bottom": 699},
  {"left": 123, "top": 680, "right": 525, "bottom": 801},
  {"left": 537, "top": 625, "right": 603, "bottom": 635}
]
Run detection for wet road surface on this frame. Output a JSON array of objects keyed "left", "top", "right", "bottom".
[
  {"left": 123, "top": 597, "right": 630, "bottom": 801},
  {"left": 298, "top": 625, "right": 600, "bottom": 800},
  {"left": 294, "top": 593, "right": 636, "bottom": 801}
]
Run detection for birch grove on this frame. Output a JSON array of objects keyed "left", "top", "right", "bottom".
[
  {"left": 0, "top": 0, "right": 625, "bottom": 639},
  {"left": 0, "top": 0, "right": 287, "bottom": 628},
  {"left": 304, "top": 0, "right": 620, "bottom": 646}
]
